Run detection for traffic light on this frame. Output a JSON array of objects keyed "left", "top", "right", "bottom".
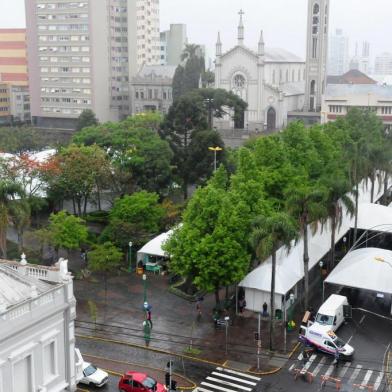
[
  {"left": 165, "top": 373, "right": 170, "bottom": 388},
  {"left": 254, "top": 332, "right": 259, "bottom": 341}
]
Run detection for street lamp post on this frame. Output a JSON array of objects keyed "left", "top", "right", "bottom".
[
  {"left": 208, "top": 146, "right": 223, "bottom": 172},
  {"left": 288, "top": 293, "right": 295, "bottom": 324},
  {"left": 319, "top": 261, "right": 324, "bottom": 301},
  {"left": 128, "top": 241, "right": 133, "bottom": 272},
  {"left": 143, "top": 273, "right": 147, "bottom": 303},
  {"left": 224, "top": 316, "right": 230, "bottom": 355}
]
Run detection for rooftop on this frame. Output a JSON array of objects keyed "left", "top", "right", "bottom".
[
  {"left": 325, "top": 83, "right": 392, "bottom": 98},
  {"left": 134, "top": 64, "right": 177, "bottom": 80},
  {"left": 327, "top": 69, "right": 377, "bottom": 85}
]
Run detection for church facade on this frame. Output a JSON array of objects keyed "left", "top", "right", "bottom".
[{"left": 214, "top": 11, "right": 306, "bottom": 132}]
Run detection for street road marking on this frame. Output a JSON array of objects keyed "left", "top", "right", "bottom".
[
  {"left": 205, "top": 377, "right": 252, "bottom": 391},
  {"left": 201, "top": 381, "right": 239, "bottom": 392},
  {"left": 374, "top": 371, "right": 384, "bottom": 391},
  {"left": 311, "top": 357, "right": 327, "bottom": 377},
  {"left": 338, "top": 362, "right": 351, "bottom": 379},
  {"left": 288, "top": 364, "right": 295, "bottom": 372},
  {"left": 359, "top": 315, "right": 366, "bottom": 324},
  {"left": 361, "top": 369, "right": 373, "bottom": 388},
  {"left": 347, "top": 335, "right": 354, "bottom": 344},
  {"left": 216, "top": 367, "right": 261, "bottom": 381},
  {"left": 323, "top": 363, "right": 336, "bottom": 378},
  {"left": 198, "top": 387, "right": 218, "bottom": 392},
  {"left": 297, "top": 353, "right": 303, "bottom": 361},
  {"left": 348, "top": 364, "right": 363, "bottom": 383},
  {"left": 303, "top": 354, "right": 317, "bottom": 371},
  {"left": 211, "top": 372, "right": 257, "bottom": 386}
]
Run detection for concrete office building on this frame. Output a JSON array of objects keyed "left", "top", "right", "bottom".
[
  {"left": 0, "top": 29, "right": 28, "bottom": 86},
  {"left": 0, "top": 256, "right": 82, "bottom": 392},
  {"left": 160, "top": 24, "right": 187, "bottom": 66},
  {"left": 375, "top": 52, "right": 392, "bottom": 76},
  {"left": 25, "top": 0, "right": 160, "bottom": 130},
  {"left": 328, "top": 29, "right": 349, "bottom": 76}
]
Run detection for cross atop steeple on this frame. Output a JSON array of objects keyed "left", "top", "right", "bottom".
[{"left": 238, "top": 9, "right": 244, "bottom": 45}]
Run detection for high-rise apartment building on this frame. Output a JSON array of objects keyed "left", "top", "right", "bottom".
[
  {"left": 328, "top": 29, "right": 349, "bottom": 76},
  {"left": 160, "top": 24, "right": 187, "bottom": 66},
  {"left": 375, "top": 52, "right": 392, "bottom": 76},
  {"left": 350, "top": 41, "right": 371, "bottom": 75},
  {"left": 25, "top": 0, "right": 160, "bottom": 130},
  {"left": 0, "top": 29, "right": 28, "bottom": 86}
]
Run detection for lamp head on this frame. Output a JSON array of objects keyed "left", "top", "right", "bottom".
[
  {"left": 319, "top": 261, "right": 324, "bottom": 268},
  {"left": 142, "top": 274, "right": 147, "bottom": 281}
]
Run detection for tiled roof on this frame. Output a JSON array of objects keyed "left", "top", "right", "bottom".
[
  {"left": 327, "top": 69, "right": 377, "bottom": 85},
  {"left": 136, "top": 64, "right": 177, "bottom": 79},
  {"left": 265, "top": 48, "right": 303, "bottom": 63},
  {"left": 325, "top": 83, "right": 392, "bottom": 98}
]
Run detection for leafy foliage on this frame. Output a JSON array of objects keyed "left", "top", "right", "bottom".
[{"left": 76, "top": 109, "right": 98, "bottom": 131}]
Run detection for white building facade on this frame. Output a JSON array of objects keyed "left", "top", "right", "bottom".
[
  {"left": 321, "top": 84, "right": 392, "bottom": 133},
  {"left": 0, "top": 257, "right": 81, "bottom": 392},
  {"left": 160, "top": 24, "right": 187, "bottom": 67},
  {"left": 375, "top": 52, "right": 392, "bottom": 76},
  {"left": 214, "top": 12, "right": 305, "bottom": 132},
  {"left": 130, "top": 64, "right": 175, "bottom": 114}
]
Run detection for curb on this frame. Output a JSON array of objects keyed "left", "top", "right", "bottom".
[
  {"left": 386, "top": 350, "right": 391, "bottom": 392},
  {"left": 83, "top": 353, "right": 197, "bottom": 390},
  {"left": 76, "top": 333, "right": 288, "bottom": 376}
]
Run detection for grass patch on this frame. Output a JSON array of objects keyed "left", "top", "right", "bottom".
[{"left": 183, "top": 347, "right": 202, "bottom": 355}]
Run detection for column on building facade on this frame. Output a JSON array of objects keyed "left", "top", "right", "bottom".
[{"left": 257, "top": 30, "right": 265, "bottom": 128}]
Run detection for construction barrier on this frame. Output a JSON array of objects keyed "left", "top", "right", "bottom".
[
  {"left": 320, "top": 375, "right": 342, "bottom": 390},
  {"left": 293, "top": 368, "right": 314, "bottom": 383}
]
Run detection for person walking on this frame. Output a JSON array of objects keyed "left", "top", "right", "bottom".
[
  {"left": 333, "top": 348, "right": 340, "bottom": 367},
  {"left": 146, "top": 309, "right": 153, "bottom": 329},
  {"left": 262, "top": 302, "right": 268, "bottom": 317}
]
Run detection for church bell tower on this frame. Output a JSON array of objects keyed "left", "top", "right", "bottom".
[{"left": 304, "top": 0, "right": 330, "bottom": 112}]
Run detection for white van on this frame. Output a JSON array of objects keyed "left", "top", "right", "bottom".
[
  {"left": 315, "top": 294, "right": 348, "bottom": 331},
  {"left": 299, "top": 323, "right": 354, "bottom": 359}
]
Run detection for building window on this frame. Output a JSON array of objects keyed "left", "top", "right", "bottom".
[
  {"left": 43, "top": 341, "right": 57, "bottom": 382},
  {"left": 312, "top": 38, "right": 318, "bottom": 58},
  {"left": 272, "top": 70, "right": 275, "bottom": 84},
  {"left": 310, "top": 80, "right": 316, "bottom": 95},
  {"left": 286, "top": 70, "right": 289, "bottom": 82},
  {"left": 381, "top": 106, "right": 392, "bottom": 115},
  {"left": 329, "top": 105, "right": 343, "bottom": 113},
  {"left": 13, "top": 355, "right": 33, "bottom": 392},
  {"left": 135, "top": 91, "right": 139, "bottom": 99}
]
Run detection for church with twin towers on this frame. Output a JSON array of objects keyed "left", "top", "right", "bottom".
[{"left": 214, "top": 0, "right": 329, "bottom": 132}]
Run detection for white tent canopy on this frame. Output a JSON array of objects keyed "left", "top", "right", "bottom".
[
  {"left": 137, "top": 230, "right": 173, "bottom": 261},
  {"left": 325, "top": 247, "right": 392, "bottom": 295},
  {"left": 239, "top": 176, "right": 392, "bottom": 311}
]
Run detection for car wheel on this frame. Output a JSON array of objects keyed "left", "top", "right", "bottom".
[{"left": 89, "top": 382, "right": 96, "bottom": 387}]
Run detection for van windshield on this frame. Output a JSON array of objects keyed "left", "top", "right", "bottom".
[
  {"left": 316, "top": 314, "right": 334, "bottom": 325},
  {"left": 334, "top": 337, "right": 346, "bottom": 348}
]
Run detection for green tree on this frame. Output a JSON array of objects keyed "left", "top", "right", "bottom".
[
  {"left": 76, "top": 109, "right": 98, "bottom": 131},
  {"left": 164, "top": 170, "right": 251, "bottom": 304},
  {"left": 9, "top": 199, "right": 31, "bottom": 253},
  {"left": 172, "top": 65, "right": 186, "bottom": 102},
  {"left": 285, "top": 183, "right": 328, "bottom": 310},
  {"left": 0, "top": 181, "right": 24, "bottom": 257},
  {"left": 88, "top": 242, "right": 123, "bottom": 304},
  {"left": 250, "top": 213, "right": 298, "bottom": 350},
  {"left": 102, "top": 191, "right": 164, "bottom": 248},
  {"left": 0, "top": 126, "right": 44, "bottom": 153},
  {"left": 47, "top": 211, "right": 88, "bottom": 258}
]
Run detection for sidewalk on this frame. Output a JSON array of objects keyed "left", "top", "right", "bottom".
[
  {"left": 74, "top": 273, "right": 300, "bottom": 374},
  {"left": 387, "top": 350, "right": 392, "bottom": 392}
]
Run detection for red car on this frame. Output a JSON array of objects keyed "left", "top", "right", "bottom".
[{"left": 118, "top": 371, "right": 167, "bottom": 392}]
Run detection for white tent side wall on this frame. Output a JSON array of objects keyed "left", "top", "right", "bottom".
[{"left": 245, "top": 288, "right": 283, "bottom": 313}]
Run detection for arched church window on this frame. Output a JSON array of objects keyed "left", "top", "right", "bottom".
[
  {"left": 232, "top": 74, "right": 247, "bottom": 100},
  {"left": 310, "top": 80, "right": 316, "bottom": 95},
  {"left": 279, "top": 70, "right": 282, "bottom": 83},
  {"left": 312, "top": 37, "right": 318, "bottom": 58},
  {"left": 324, "top": 5, "right": 328, "bottom": 33},
  {"left": 234, "top": 74, "right": 246, "bottom": 89},
  {"left": 272, "top": 70, "right": 276, "bottom": 84},
  {"left": 313, "top": 3, "right": 320, "bottom": 15}
]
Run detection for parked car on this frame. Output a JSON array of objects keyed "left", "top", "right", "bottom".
[
  {"left": 119, "top": 371, "right": 166, "bottom": 392},
  {"left": 79, "top": 361, "right": 109, "bottom": 387}
]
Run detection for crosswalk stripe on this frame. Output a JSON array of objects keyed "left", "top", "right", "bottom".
[
  {"left": 288, "top": 364, "right": 295, "bottom": 372},
  {"left": 374, "top": 371, "right": 384, "bottom": 391},
  {"left": 361, "top": 369, "right": 373, "bottom": 387},
  {"left": 216, "top": 367, "right": 261, "bottom": 381},
  {"left": 211, "top": 372, "right": 257, "bottom": 386},
  {"left": 297, "top": 353, "right": 303, "bottom": 361},
  {"left": 302, "top": 354, "right": 317, "bottom": 371},
  {"left": 338, "top": 362, "right": 351, "bottom": 380},
  {"left": 348, "top": 364, "right": 363, "bottom": 383},
  {"left": 323, "top": 363, "right": 336, "bottom": 378},
  {"left": 201, "top": 381, "right": 239, "bottom": 392},
  {"left": 205, "top": 377, "right": 252, "bottom": 391},
  {"left": 311, "top": 356, "right": 327, "bottom": 377},
  {"left": 197, "top": 388, "right": 217, "bottom": 392}
]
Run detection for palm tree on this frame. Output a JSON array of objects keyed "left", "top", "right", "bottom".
[
  {"left": 322, "top": 175, "right": 354, "bottom": 270},
  {"left": 250, "top": 212, "right": 298, "bottom": 351},
  {"left": 285, "top": 183, "right": 328, "bottom": 310},
  {"left": 0, "top": 181, "right": 24, "bottom": 258},
  {"left": 181, "top": 44, "right": 200, "bottom": 62}
]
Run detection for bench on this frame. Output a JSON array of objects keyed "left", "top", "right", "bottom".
[{"left": 145, "top": 263, "right": 161, "bottom": 274}]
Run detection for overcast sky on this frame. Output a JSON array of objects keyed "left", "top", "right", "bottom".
[{"left": 2, "top": 0, "right": 391, "bottom": 62}]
